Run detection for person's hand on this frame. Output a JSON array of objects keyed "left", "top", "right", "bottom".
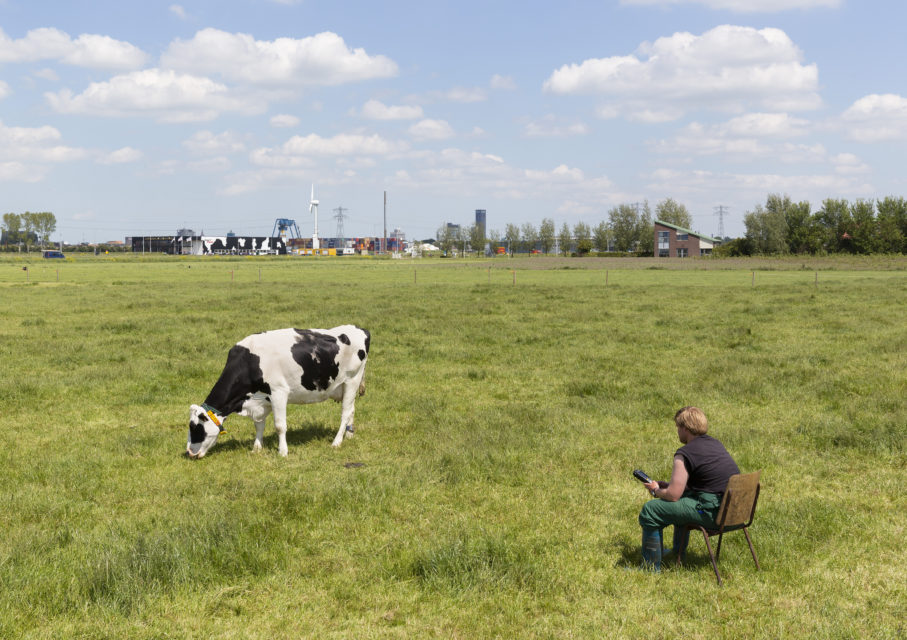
[{"left": 644, "top": 480, "right": 659, "bottom": 495}]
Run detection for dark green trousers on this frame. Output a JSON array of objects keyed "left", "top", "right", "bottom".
[{"left": 638, "top": 490, "right": 723, "bottom": 530}]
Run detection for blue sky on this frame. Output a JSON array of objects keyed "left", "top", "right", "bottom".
[{"left": 2, "top": 0, "right": 906, "bottom": 243}]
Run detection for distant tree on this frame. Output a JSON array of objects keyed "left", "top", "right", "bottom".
[
  {"left": 637, "top": 200, "right": 654, "bottom": 254},
  {"left": 539, "top": 218, "right": 555, "bottom": 254},
  {"left": 609, "top": 204, "right": 640, "bottom": 252},
  {"left": 2, "top": 213, "right": 21, "bottom": 247},
  {"left": 744, "top": 194, "right": 789, "bottom": 254},
  {"left": 436, "top": 224, "right": 457, "bottom": 256},
  {"left": 520, "top": 222, "right": 538, "bottom": 254},
  {"left": 850, "top": 199, "right": 878, "bottom": 254},
  {"left": 504, "top": 223, "right": 521, "bottom": 256},
  {"left": 816, "top": 198, "right": 852, "bottom": 253},
  {"left": 557, "top": 222, "right": 572, "bottom": 256},
  {"left": 32, "top": 212, "right": 57, "bottom": 248},
  {"left": 573, "top": 221, "right": 592, "bottom": 255},
  {"left": 468, "top": 223, "right": 485, "bottom": 256},
  {"left": 655, "top": 198, "right": 692, "bottom": 229},
  {"left": 488, "top": 228, "right": 502, "bottom": 255},
  {"left": 876, "top": 196, "right": 907, "bottom": 253},
  {"left": 592, "top": 220, "right": 611, "bottom": 252},
  {"left": 20, "top": 212, "right": 38, "bottom": 252},
  {"left": 784, "top": 200, "right": 823, "bottom": 254}
]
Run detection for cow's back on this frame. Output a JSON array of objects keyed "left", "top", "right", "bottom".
[{"left": 239, "top": 326, "right": 368, "bottom": 399}]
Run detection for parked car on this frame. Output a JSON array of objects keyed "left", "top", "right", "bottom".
[{"left": 42, "top": 250, "right": 65, "bottom": 259}]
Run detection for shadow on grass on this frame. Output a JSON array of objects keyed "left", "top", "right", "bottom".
[
  {"left": 614, "top": 537, "right": 718, "bottom": 574},
  {"left": 182, "top": 420, "right": 335, "bottom": 458}
]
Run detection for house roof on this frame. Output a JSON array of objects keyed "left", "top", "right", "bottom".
[{"left": 654, "top": 219, "right": 720, "bottom": 243}]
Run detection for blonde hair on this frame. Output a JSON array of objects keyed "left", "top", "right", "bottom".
[{"left": 674, "top": 406, "right": 708, "bottom": 436}]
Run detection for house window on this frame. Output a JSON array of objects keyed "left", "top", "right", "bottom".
[
  {"left": 657, "top": 230, "right": 669, "bottom": 250},
  {"left": 676, "top": 233, "right": 689, "bottom": 241},
  {"left": 659, "top": 249, "right": 669, "bottom": 257},
  {"left": 677, "top": 248, "right": 688, "bottom": 258}
]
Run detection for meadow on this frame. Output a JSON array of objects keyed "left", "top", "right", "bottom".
[{"left": 0, "top": 253, "right": 904, "bottom": 639}]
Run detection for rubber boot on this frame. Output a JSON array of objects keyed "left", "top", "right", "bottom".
[
  {"left": 670, "top": 526, "right": 690, "bottom": 562},
  {"left": 641, "top": 527, "right": 663, "bottom": 571}
]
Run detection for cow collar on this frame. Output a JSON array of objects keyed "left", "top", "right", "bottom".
[{"left": 201, "top": 403, "right": 226, "bottom": 432}]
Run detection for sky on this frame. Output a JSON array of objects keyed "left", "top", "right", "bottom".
[{"left": 2, "top": 0, "right": 906, "bottom": 244}]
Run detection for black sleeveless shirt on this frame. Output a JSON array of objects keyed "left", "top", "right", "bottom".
[{"left": 676, "top": 435, "right": 740, "bottom": 494}]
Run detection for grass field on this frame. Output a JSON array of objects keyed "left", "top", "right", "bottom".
[{"left": 0, "top": 254, "right": 904, "bottom": 638}]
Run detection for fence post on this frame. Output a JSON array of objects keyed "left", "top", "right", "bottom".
[{"left": 752, "top": 271, "right": 755, "bottom": 287}]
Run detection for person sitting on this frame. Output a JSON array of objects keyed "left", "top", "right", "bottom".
[{"left": 638, "top": 406, "right": 740, "bottom": 571}]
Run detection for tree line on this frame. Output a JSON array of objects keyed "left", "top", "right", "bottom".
[
  {"left": 731, "top": 194, "right": 907, "bottom": 256},
  {"left": 436, "top": 198, "right": 694, "bottom": 256},
  {"left": 2, "top": 212, "right": 57, "bottom": 251},
  {"left": 436, "top": 193, "right": 907, "bottom": 257}
]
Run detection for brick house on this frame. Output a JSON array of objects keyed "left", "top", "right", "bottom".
[{"left": 654, "top": 220, "right": 720, "bottom": 258}]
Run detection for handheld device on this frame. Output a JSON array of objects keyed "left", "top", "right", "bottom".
[{"left": 633, "top": 469, "right": 652, "bottom": 484}]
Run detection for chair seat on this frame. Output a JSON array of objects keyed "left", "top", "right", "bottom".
[{"left": 680, "top": 471, "right": 762, "bottom": 585}]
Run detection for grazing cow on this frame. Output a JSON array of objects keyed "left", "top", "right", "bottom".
[{"left": 186, "top": 325, "right": 370, "bottom": 458}]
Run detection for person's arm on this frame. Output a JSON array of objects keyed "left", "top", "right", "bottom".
[{"left": 644, "top": 456, "right": 688, "bottom": 501}]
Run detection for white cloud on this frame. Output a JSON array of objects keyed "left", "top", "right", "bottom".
[
  {"left": 183, "top": 130, "right": 246, "bottom": 154},
  {"left": 169, "top": 4, "right": 188, "bottom": 19},
  {"left": 653, "top": 116, "right": 822, "bottom": 162},
  {"left": 443, "top": 87, "right": 487, "bottom": 103},
  {"left": 0, "top": 161, "right": 43, "bottom": 182},
  {"left": 33, "top": 68, "right": 59, "bottom": 82},
  {"left": 0, "top": 80, "right": 8, "bottom": 100},
  {"left": 619, "top": 0, "right": 841, "bottom": 11},
  {"left": 360, "top": 99, "right": 423, "bottom": 120},
  {"left": 188, "top": 156, "right": 232, "bottom": 173},
  {"left": 645, "top": 167, "right": 872, "bottom": 206},
  {"left": 270, "top": 114, "right": 300, "bottom": 128},
  {"left": 831, "top": 153, "right": 871, "bottom": 175},
  {"left": 0, "top": 120, "right": 86, "bottom": 181},
  {"left": 408, "top": 119, "right": 455, "bottom": 140},
  {"left": 0, "top": 120, "right": 85, "bottom": 163},
  {"left": 45, "top": 69, "right": 264, "bottom": 122},
  {"left": 97, "top": 146, "right": 143, "bottom": 164},
  {"left": 0, "top": 27, "right": 148, "bottom": 69},
  {"left": 524, "top": 115, "right": 589, "bottom": 137},
  {"left": 840, "top": 94, "right": 907, "bottom": 142},
  {"left": 544, "top": 25, "right": 820, "bottom": 120},
  {"left": 490, "top": 74, "right": 516, "bottom": 90},
  {"left": 161, "top": 29, "right": 398, "bottom": 87},
  {"left": 250, "top": 132, "right": 408, "bottom": 170}
]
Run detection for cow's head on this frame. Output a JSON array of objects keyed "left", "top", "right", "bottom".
[{"left": 186, "top": 404, "right": 224, "bottom": 459}]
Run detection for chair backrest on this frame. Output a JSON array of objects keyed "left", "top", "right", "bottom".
[{"left": 716, "top": 471, "right": 761, "bottom": 529}]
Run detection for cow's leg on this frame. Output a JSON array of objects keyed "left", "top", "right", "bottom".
[
  {"left": 252, "top": 419, "right": 266, "bottom": 452},
  {"left": 271, "top": 393, "right": 289, "bottom": 457},
  {"left": 332, "top": 382, "right": 357, "bottom": 447}
]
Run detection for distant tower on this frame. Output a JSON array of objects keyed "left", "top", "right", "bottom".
[
  {"left": 714, "top": 205, "right": 728, "bottom": 239},
  {"left": 309, "top": 184, "right": 320, "bottom": 249},
  {"left": 475, "top": 209, "right": 486, "bottom": 239},
  {"left": 333, "top": 206, "right": 348, "bottom": 248}
]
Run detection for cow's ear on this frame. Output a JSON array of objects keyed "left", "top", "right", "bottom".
[{"left": 199, "top": 412, "right": 210, "bottom": 423}]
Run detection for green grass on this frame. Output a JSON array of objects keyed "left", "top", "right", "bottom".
[{"left": 0, "top": 254, "right": 904, "bottom": 638}]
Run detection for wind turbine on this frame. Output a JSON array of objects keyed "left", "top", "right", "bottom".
[{"left": 308, "top": 184, "right": 320, "bottom": 250}]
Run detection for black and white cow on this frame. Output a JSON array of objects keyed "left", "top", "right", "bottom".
[{"left": 186, "top": 325, "right": 370, "bottom": 458}]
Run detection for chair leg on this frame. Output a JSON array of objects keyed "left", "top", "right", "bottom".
[
  {"left": 715, "top": 532, "right": 724, "bottom": 563},
  {"left": 699, "top": 530, "right": 723, "bottom": 586},
  {"left": 743, "top": 527, "right": 760, "bottom": 570}
]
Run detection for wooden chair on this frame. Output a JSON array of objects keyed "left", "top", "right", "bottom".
[{"left": 679, "top": 471, "right": 762, "bottom": 586}]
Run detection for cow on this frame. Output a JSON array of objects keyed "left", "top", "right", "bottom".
[{"left": 186, "top": 325, "right": 370, "bottom": 458}]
